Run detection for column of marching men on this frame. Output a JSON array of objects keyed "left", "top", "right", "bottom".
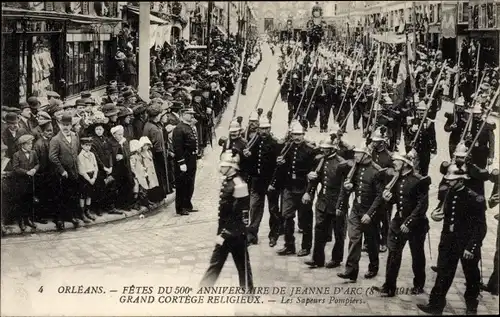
[
  {"left": 0, "top": 38, "right": 264, "bottom": 234},
  {"left": 210, "top": 39, "right": 499, "bottom": 315}
]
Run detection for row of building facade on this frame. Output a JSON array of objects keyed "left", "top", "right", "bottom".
[
  {"left": 1, "top": 1, "right": 256, "bottom": 107},
  {"left": 324, "top": 1, "right": 500, "bottom": 66}
]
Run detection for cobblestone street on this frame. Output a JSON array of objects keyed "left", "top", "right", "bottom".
[{"left": 1, "top": 45, "right": 499, "bottom": 316}]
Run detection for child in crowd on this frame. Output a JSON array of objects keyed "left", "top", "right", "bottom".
[
  {"left": 77, "top": 137, "right": 98, "bottom": 223},
  {"left": 139, "top": 136, "right": 161, "bottom": 203},
  {"left": 12, "top": 134, "right": 39, "bottom": 231}
]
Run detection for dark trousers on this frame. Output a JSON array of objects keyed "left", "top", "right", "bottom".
[
  {"left": 384, "top": 219, "right": 427, "bottom": 291},
  {"left": 241, "top": 79, "right": 248, "bottom": 94},
  {"left": 362, "top": 114, "right": 370, "bottom": 132},
  {"left": 282, "top": 189, "right": 313, "bottom": 251},
  {"left": 174, "top": 155, "right": 197, "bottom": 213},
  {"left": 352, "top": 104, "right": 362, "bottom": 128},
  {"left": 200, "top": 236, "right": 253, "bottom": 289},
  {"left": 378, "top": 203, "right": 391, "bottom": 246},
  {"left": 416, "top": 150, "right": 431, "bottom": 176},
  {"left": 429, "top": 233, "right": 481, "bottom": 310},
  {"left": 56, "top": 176, "right": 79, "bottom": 222},
  {"left": 248, "top": 184, "right": 280, "bottom": 241},
  {"left": 448, "top": 141, "right": 458, "bottom": 160},
  {"left": 312, "top": 209, "right": 347, "bottom": 266},
  {"left": 307, "top": 106, "right": 318, "bottom": 126},
  {"left": 345, "top": 205, "right": 380, "bottom": 278},
  {"left": 319, "top": 105, "right": 332, "bottom": 131},
  {"left": 487, "top": 221, "right": 499, "bottom": 294}
]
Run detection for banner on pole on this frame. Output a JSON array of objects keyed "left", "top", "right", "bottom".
[{"left": 441, "top": 4, "right": 457, "bottom": 39}]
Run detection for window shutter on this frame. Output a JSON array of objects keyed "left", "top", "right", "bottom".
[
  {"left": 82, "top": 1, "right": 89, "bottom": 15},
  {"left": 458, "top": 2, "right": 463, "bottom": 22},
  {"left": 45, "top": 2, "right": 54, "bottom": 11}
]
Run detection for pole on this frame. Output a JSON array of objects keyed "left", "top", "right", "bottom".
[
  {"left": 412, "top": 2, "right": 417, "bottom": 61},
  {"left": 206, "top": 1, "right": 213, "bottom": 68},
  {"left": 137, "top": 1, "right": 150, "bottom": 103},
  {"left": 227, "top": 1, "right": 230, "bottom": 43}
]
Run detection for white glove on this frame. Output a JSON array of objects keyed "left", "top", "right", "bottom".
[
  {"left": 307, "top": 171, "right": 318, "bottom": 180},
  {"left": 206, "top": 108, "right": 213, "bottom": 115},
  {"left": 180, "top": 164, "right": 187, "bottom": 172},
  {"left": 215, "top": 235, "right": 225, "bottom": 246},
  {"left": 116, "top": 154, "right": 123, "bottom": 161}
]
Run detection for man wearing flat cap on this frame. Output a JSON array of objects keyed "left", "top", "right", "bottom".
[
  {"left": 132, "top": 102, "right": 148, "bottom": 140},
  {"left": 172, "top": 107, "right": 199, "bottom": 216},
  {"left": 12, "top": 134, "right": 40, "bottom": 231},
  {"left": 2, "top": 112, "right": 29, "bottom": 159},
  {"left": 49, "top": 113, "right": 81, "bottom": 230}
]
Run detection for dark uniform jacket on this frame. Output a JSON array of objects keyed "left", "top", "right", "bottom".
[
  {"left": 172, "top": 121, "right": 198, "bottom": 166},
  {"left": 444, "top": 112, "right": 467, "bottom": 146},
  {"left": 371, "top": 148, "right": 393, "bottom": 169},
  {"left": 467, "top": 119, "right": 495, "bottom": 161},
  {"left": 271, "top": 141, "right": 317, "bottom": 193},
  {"left": 246, "top": 136, "right": 278, "bottom": 193},
  {"left": 339, "top": 161, "right": 385, "bottom": 218},
  {"left": 218, "top": 173, "right": 250, "bottom": 238},
  {"left": 385, "top": 170, "right": 430, "bottom": 232},
  {"left": 307, "top": 153, "right": 350, "bottom": 214},
  {"left": 407, "top": 117, "right": 437, "bottom": 153},
  {"left": 437, "top": 183, "right": 487, "bottom": 255}
]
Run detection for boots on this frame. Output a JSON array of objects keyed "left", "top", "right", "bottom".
[
  {"left": 79, "top": 207, "right": 92, "bottom": 224},
  {"left": 25, "top": 217, "right": 37, "bottom": 230},
  {"left": 84, "top": 208, "right": 96, "bottom": 221}
]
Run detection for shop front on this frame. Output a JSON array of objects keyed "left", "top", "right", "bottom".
[{"left": 2, "top": 5, "right": 122, "bottom": 106}]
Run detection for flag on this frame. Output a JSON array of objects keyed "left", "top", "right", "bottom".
[{"left": 393, "top": 54, "right": 407, "bottom": 106}]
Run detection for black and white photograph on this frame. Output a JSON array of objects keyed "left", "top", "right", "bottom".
[{"left": 1, "top": 1, "right": 499, "bottom": 316}]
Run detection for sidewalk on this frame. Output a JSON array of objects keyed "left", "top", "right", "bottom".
[{"left": 2, "top": 193, "right": 176, "bottom": 237}]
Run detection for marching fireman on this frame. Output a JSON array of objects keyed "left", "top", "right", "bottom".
[
  {"left": 337, "top": 143, "right": 386, "bottom": 282},
  {"left": 200, "top": 150, "right": 253, "bottom": 290},
  {"left": 287, "top": 72, "right": 301, "bottom": 124},
  {"left": 269, "top": 121, "right": 318, "bottom": 257},
  {"left": 317, "top": 73, "right": 332, "bottom": 133},
  {"left": 303, "top": 138, "right": 350, "bottom": 268},
  {"left": 418, "top": 163, "right": 487, "bottom": 315},
  {"left": 243, "top": 118, "right": 281, "bottom": 247},
  {"left": 374, "top": 151, "right": 430, "bottom": 297},
  {"left": 407, "top": 100, "right": 437, "bottom": 177},
  {"left": 443, "top": 96, "right": 468, "bottom": 159},
  {"left": 243, "top": 111, "right": 260, "bottom": 142},
  {"left": 464, "top": 104, "right": 495, "bottom": 169}
]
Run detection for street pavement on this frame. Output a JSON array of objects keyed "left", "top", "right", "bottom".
[{"left": 1, "top": 44, "right": 499, "bottom": 316}]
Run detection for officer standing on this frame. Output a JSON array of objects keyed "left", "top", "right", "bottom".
[
  {"left": 172, "top": 107, "right": 199, "bottom": 216},
  {"left": 374, "top": 152, "right": 430, "bottom": 297},
  {"left": 269, "top": 122, "right": 317, "bottom": 257},
  {"left": 303, "top": 138, "right": 350, "bottom": 268},
  {"left": 337, "top": 144, "right": 386, "bottom": 282},
  {"left": 418, "top": 162, "right": 487, "bottom": 315},
  {"left": 243, "top": 118, "right": 281, "bottom": 247},
  {"left": 241, "top": 62, "right": 251, "bottom": 95},
  {"left": 200, "top": 150, "right": 253, "bottom": 290}
]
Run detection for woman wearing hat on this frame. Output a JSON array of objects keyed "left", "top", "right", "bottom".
[
  {"left": 110, "top": 125, "right": 135, "bottom": 211},
  {"left": 117, "top": 107, "right": 135, "bottom": 140},
  {"left": 142, "top": 105, "right": 170, "bottom": 202}
]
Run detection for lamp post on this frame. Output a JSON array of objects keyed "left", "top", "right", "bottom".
[{"left": 207, "top": 0, "right": 213, "bottom": 68}]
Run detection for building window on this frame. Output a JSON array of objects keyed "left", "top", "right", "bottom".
[
  {"left": 458, "top": 2, "right": 469, "bottom": 23},
  {"left": 436, "top": 3, "right": 441, "bottom": 23},
  {"left": 486, "top": 3, "right": 496, "bottom": 28}
]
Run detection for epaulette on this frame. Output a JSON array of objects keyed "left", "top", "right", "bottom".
[
  {"left": 415, "top": 173, "right": 432, "bottom": 186},
  {"left": 486, "top": 117, "right": 496, "bottom": 129}
]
